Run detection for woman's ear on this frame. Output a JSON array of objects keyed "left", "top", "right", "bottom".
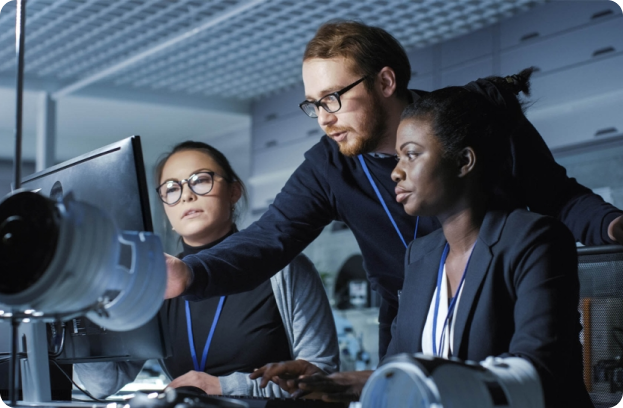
[
  {"left": 458, "top": 147, "right": 477, "bottom": 178},
  {"left": 230, "top": 181, "right": 242, "bottom": 205},
  {"left": 377, "top": 66, "right": 397, "bottom": 98}
]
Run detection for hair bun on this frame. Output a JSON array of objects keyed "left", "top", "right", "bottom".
[{"left": 503, "top": 67, "right": 534, "bottom": 96}]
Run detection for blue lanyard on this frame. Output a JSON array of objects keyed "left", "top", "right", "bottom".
[
  {"left": 358, "top": 154, "right": 418, "bottom": 248},
  {"left": 432, "top": 242, "right": 475, "bottom": 356},
  {"left": 185, "top": 296, "right": 225, "bottom": 372}
]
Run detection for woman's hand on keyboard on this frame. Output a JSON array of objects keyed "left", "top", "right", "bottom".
[
  {"left": 167, "top": 370, "right": 222, "bottom": 395},
  {"left": 249, "top": 359, "right": 324, "bottom": 393}
]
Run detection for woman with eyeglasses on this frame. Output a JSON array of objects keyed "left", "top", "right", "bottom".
[{"left": 75, "top": 141, "right": 338, "bottom": 398}]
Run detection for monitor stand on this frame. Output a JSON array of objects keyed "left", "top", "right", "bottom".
[{"left": 4, "top": 320, "right": 126, "bottom": 408}]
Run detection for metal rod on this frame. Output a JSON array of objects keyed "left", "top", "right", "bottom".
[
  {"left": 9, "top": 318, "right": 20, "bottom": 405},
  {"left": 14, "top": 0, "right": 26, "bottom": 190}
]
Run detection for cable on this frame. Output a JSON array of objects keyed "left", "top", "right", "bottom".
[
  {"left": 48, "top": 324, "right": 66, "bottom": 358},
  {"left": 0, "top": 323, "right": 66, "bottom": 359},
  {"left": 49, "top": 359, "right": 109, "bottom": 403}
]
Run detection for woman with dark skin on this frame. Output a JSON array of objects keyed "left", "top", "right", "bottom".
[{"left": 250, "top": 70, "right": 593, "bottom": 408}]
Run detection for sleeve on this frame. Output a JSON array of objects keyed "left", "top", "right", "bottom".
[
  {"left": 465, "top": 77, "right": 622, "bottom": 245},
  {"left": 181, "top": 146, "right": 335, "bottom": 301},
  {"left": 383, "top": 313, "right": 401, "bottom": 363},
  {"left": 286, "top": 254, "right": 340, "bottom": 374},
  {"left": 218, "top": 254, "right": 339, "bottom": 398},
  {"left": 218, "top": 372, "right": 291, "bottom": 398},
  {"left": 509, "top": 117, "right": 622, "bottom": 245},
  {"left": 73, "top": 360, "right": 145, "bottom": 399},
  {"left": 501, "top": 217, "right": 587, "bottom": 407}
]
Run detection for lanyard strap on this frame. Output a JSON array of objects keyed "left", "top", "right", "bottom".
[
  {"left": 185, "top": 296, "right": 226, "bottom": 372},
  {"left": 432, "top": 242, "right": 475, "bottom": 356},
  {"left": 358, "top": 154, "right": 418, "bottom": 248}
]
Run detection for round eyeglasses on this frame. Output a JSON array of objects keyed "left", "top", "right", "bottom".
[
  {"left": 299, "top": 76, "right": 367, "bottom": 118},
  {"left": 156, "top": 172, "right": 218, "bottom": 205}
]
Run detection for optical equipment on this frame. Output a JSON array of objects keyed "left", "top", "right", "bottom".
[
  {"left": 360, "top": 353, "right": 545, "bottom": 408},
  {"left": 299, "top": 76, "right": 367, "bottom": 118},
  {"left": 2, "top": 2, "right": 168, "bottom": 404},
  {"left": 0, "top": 190, "right": 165, "bottom": 328},
  {"left": 0, "top": 190, "right": 166, "bottom": 402}
]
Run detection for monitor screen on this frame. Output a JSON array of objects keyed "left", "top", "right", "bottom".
[{"left": 5, "top": 135, "right": 170, "bottom": 363}]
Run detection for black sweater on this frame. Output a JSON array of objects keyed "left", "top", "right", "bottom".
[
  {"left": 182, "top": 87, "right": 622, "bottom": 357},
  {"left": 162, "top": 231, "right": 291, "bottom": 379}
]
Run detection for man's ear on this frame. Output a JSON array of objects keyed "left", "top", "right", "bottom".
[
  {"left": 377, "top": 66, "right": 397, "bottom": 98},
  {"left": 458, "top": 147, "right": 477, "bottom": 177}
]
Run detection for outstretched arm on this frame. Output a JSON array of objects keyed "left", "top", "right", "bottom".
[
  {"left": 171, "top": 149, "right": 335, "bottom": 301},
  {"left": 512, "top": 118, "right": 622, "bottom": 245}
]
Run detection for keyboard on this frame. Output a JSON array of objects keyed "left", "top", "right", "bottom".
[
  {"left": 124, "top": 388, "right": 345, "bottom": 408},
  {"left": 210, "top": 394, "right": 345, "bottom": 408}
]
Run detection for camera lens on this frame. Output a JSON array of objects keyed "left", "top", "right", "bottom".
[{"left": 0, "top": 192, "right": 60, "bottom": 294}]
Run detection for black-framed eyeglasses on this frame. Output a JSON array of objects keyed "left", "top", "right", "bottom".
[
  {"left": 299, "top": 76, "right": 367, "bottom": 118},
  {"left": 156, "top": 171, "right": 219, "bottom": 205}
]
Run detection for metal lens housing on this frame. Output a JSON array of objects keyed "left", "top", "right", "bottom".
[{"left": 0, "top": 191, "right": 165, "bottom": 331}]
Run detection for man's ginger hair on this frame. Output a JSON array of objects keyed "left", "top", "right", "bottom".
[{"left": 304, "top": 20, "right": 411, "bottom": 101}]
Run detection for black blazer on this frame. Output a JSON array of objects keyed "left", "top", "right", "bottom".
[{"left": 385, "top": 208, "right": 593, "bottom": 408}]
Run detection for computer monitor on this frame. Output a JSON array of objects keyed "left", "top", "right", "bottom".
[{"left": 3, "top": 135, "right": 170, "bottom": 364}]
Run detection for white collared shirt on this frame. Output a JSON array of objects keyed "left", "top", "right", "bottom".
[{"left": 421, "top": 264, "right": 465, "bottom": 357}]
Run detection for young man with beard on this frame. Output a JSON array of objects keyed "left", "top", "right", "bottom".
[{"left": 165, "top": 21, "right": 623, "bottom": 358}]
